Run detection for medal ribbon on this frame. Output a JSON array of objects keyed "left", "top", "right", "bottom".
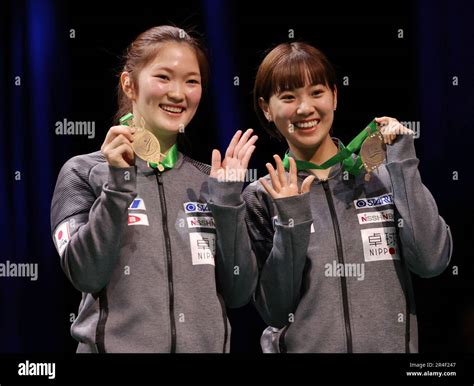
[
  {"left": 148, "top": 144, "right": 178, "bottom": 171},
  {"left": 282, "top": 120, "right": 378, "bottom": 176}
]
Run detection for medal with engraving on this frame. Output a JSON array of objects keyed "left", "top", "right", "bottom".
[
  {"left": 119, "top": 113, "right": 165, "bottom": 171},
  {"left": 360, "top": 128, "right": 386, "bottom": 182}
]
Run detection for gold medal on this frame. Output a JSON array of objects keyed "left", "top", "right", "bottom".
[
  {"left": 133, "top": 127, "right": 161, "bottom": 163},
  {"left": 360, "top": 129, "right": 386, "bottom": 182}
]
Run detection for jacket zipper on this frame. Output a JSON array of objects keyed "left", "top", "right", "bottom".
[
  {"left": 322, "top": 180, "right": 353, "bottom": 353},
  {"left": 155, "top": 170, "right": 177, "bottom": 353}
]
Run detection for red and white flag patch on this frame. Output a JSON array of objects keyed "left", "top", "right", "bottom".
[
  {"left": 128, "top": 213, "right": 149, "bottom": 226},
  {"left": 54, "top": 221, "right": 71, "bottom": 256}
]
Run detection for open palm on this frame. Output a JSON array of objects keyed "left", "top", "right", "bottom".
[{"left": 211, "top": 129, "right": 258, "bottom": 182}]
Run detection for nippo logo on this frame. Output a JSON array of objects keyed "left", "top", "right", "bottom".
[{"left": 360, "top": 226, "right": 400, "bottom": 262}]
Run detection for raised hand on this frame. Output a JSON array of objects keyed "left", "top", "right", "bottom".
[
  {"left": 211, "top": 129, "right": 258, "bottom": 182},
  {"left": 259, "top": 155, "right": 315, "bottom": 199},
  {"left": 375, "top": 116, "right": 415, "bottom": 145},
  {"left": 101, "top": 125, "right": 136, "bottom": 168}
]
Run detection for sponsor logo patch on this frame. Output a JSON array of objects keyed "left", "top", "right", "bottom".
[
  {"left": 354, "top": 193, "right": 393, "bottom": 209},
  {"left": 54, "top": 221, "right": 71, "bottom": 256},
  {"left": 189, "top": 232, "right": 216, "bottom": 266},
  {"left": 357, "top": 209, "right": 394, "bottom": 225},
  {"left": 129, "top": 197, "right": 146, "bottom": 210},
  {"left": 128, "top": 213, "right": 149, "bottom": 226},
  {"left": 187, "top": 216, "right": 215, "bottom": 229},
  {"left": 360, "top": 227, "right": 400, "bottom": 262},
  {"left": 184, "top": 202, "right": 211, "bottom": 214}
]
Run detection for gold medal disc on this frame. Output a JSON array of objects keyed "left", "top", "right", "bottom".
[
  {"left": 132, "top": 128, "right": 162, "bottom": 164},
  {"left": 360, "top": 132, "right": 386, "bottom": 181}
]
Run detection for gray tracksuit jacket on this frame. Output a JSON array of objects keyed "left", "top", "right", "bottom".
[
  {"left": 243, "top": 134, "right": 452, "bottom": 353},
  {"left": 50, "top": 151, "right": 257, "bottom": 353}
]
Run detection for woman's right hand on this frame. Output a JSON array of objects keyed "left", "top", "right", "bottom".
[
  {"left": 259, "top": 155, "right": 315, "bottom": 199},
  {"left": 101, "top": 125, "right": 136, "bottom": 168}
]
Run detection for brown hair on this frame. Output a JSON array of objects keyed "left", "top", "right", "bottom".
[
  {"left": 253, "top": 42, "right": 336, "bottom": 139},
  {"left": 114, "top": 25, "right": 209, "bottom": 123}
]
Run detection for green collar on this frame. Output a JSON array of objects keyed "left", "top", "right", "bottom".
[{"left": 149, "top": 143, "right": 178, "bottom": 171}]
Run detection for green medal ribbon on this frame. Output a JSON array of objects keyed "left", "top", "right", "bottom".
[
  {"left": 148, "top": 143, "right": 178, "bottom": 171},
  {"left": 119, "top": 112, "right": 134, "bottom": 126},
  {"left": 282, "top": 120, "right": 378, "bottom": 176}
]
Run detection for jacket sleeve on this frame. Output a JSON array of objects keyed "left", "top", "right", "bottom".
[
  {"left": 207, "top": 178, "right": 258, "bottom": 308},
  {"left": 242, "top": 181, "right": 313, "bottom": 328},
  {"left": 50, "top": 156, "right": 137, "bottom": 293},
  {"left": 386, "top": 133, "right": 452, "bottom": 278}
]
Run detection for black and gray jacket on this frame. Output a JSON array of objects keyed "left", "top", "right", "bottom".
[
  {"left": 51, "top": 151, "right": 257, "bottom": 353},
  {"left": 243, "top": 134, "right": 452, "bottom": 353}
]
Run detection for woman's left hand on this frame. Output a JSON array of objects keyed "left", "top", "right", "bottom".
[
  {"left": 375, "top": 116, "right": 414, "bottom": 145},
  {"left": 211, "top": 129, "right": 258, "bottom": 182}
]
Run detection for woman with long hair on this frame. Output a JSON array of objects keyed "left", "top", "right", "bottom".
[{"left": 51, "top": 25, "right": 258, "bottom": 353}]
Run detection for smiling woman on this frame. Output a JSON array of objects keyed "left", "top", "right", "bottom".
[
  {"left": 115, "top": 26, "right": 209, "bottom": 155},
  {"left": 243, "top": 41, "right": 453, "bottom": 354},
  {"left": 50, "top": 25, "right": 258, "bottom": 353},
  {"left": 254, "top": 43, "right": 338, "bottom": 181}
]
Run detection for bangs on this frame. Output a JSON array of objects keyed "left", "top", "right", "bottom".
[
  {"left": 270, "top": 50, "right": 333, "bottom": 95},
  {"left": 253, "top": 41, "right": 336, "bottom": 139}
]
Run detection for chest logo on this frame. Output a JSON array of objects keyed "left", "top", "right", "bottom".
[
  {"left": 360, "top": 227, "right": 400, "bottom": 262},
  {"left": 129, "top": 198, "right": 146, "bottom": 210},
  {"left": 189, "top": 232, "right": 216, "bottom": 266},
  {"left": 357, "top": 209, "right": 394, "bottom": 225},
  {"left": 128, "top": 213, "right": 149, "bottom": 226},
  {"left": 354, "top": 193, "right": 393, "bottom": 209},
  {"left": 184, "top": 202, "right": 211, "bottom": 214}
]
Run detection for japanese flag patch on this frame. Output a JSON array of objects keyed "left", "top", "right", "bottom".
[{"left": 54, "top": 221, "right": 71, "bottom": 256}]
